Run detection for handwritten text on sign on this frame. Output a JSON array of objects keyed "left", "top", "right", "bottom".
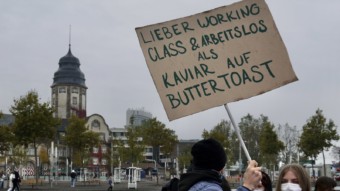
[{"left": 135, "top": 0, "right": 298, "bottom": 121}]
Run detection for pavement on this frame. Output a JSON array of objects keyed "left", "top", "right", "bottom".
[
  {"left": 6, "top": 179, "right": 340, "bottom": 191},
  {"left": 11, "top": 179, "right": 166, "bottom": 191}
]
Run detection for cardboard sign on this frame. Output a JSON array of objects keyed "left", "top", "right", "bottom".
[{"left": 136, "top": 0, "right": 298, "bottom": 121}]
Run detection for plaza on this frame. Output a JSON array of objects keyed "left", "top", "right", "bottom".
[{"left": 13, "top": 179, "right": 166, "bottom": 191}]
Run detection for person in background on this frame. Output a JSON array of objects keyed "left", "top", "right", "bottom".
[
  {"left": 11, "top": 170, "right": 20, "bottom": 191},
  {"left": 7, "top": 171, "right": 15, "bottom": 191},
  {"left": 254, "top": 171, "right": 272, "bottom": 191},
  {"left": 70, "top": 170, "right": 77, "bottom": 187},
  {"left": 314, "top": 176, "right": 336, "bottom": 191},
  {"left": 275, "top": 163, "right": 311, "bottom": 191},
  {"left": 107, "top": 174, "right": 113, "bottom": 191},
  {"left": 179, "top": 138, "right": 262, "bottom": 191},
  {"left": 0, "top": 172, "right": 5, "bottom": 189}
]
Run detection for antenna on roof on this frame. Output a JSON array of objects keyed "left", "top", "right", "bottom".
[{"left": 69, "top": 25, "right": 72, "bottom": 48}]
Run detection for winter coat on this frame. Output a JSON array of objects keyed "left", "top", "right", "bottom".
[
  {"left": 8, "top": 173, "right": 15, "bottom": 188},
  {"left": 179, "top": 169, "right": 230, "bottom": 191}
]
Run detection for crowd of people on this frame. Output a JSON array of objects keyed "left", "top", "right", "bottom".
[
  {"left": 0, "top": 170, "right": 21, "bottom": 191},
  {"left": 162, "top": 138, "right": 339, "bottom": 191}
]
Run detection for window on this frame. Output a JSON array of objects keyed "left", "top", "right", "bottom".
[
  {"left": 59, "top": 87, "right": 66, "bottom": 93},
  {"left": 72, "top": 87, "right": 79, "bottom": 93},
  {"left": 99, "top": 134, "right": 105, "bottom": 141},
  {"left": 28, "top": 148, "right": 34, "bottom": 155},
  {"left": 102, "top": 145, "right": 107, "bottom": 154},
  {"left": 93, "top": 158, "right": 98, "bottom": 165},
  {"left": 102, "top": 159, "right": 107, "bottom": 165},
  {"left": 93, "top": 147, "right": 98, "bottom": 154},
  {"left": 92, "top": 120, "right": 100, "bottom": 129},
  {"left": 72, "top": 97, "right": 77, "bottom": 105}
]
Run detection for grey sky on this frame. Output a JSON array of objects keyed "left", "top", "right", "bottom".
[{"left": 1, "top": 1, "right": 339, "bottom": 163}]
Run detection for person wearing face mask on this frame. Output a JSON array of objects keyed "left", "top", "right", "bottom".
[
  {"left": 254, "top": 171, "right": 272, "bottom": 191},
  {"left": 276, "top": 164, "right": 311, "bottom": 191}
]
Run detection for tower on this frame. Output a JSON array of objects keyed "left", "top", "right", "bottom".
[{"left": 51, "top": 44, "right": 87, "bottom": 119}]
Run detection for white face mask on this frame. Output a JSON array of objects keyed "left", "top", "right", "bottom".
[{"left": 281, "top": 183, "right": 302, "bottom": 191}]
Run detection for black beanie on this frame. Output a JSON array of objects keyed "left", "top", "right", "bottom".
[{"left": 191, "top": 138, "right": 227, "bottom": 171}]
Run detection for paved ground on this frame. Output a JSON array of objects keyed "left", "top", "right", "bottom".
[
  {"left": 6, "top": 179, "right": 166, "bottom": 191},
  {"left": 5, "top": 180, "right": 340, "bottom": 191}
]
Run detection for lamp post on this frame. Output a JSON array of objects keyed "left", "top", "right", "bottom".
[{"left": 239, "top": 140, "right": 242, "bottom": 174}]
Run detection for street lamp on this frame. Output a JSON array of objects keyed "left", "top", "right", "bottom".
[{"left": 239, "top": 140, "right": 242, "bottom": 176}]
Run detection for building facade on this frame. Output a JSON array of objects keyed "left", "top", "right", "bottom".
[
  {"left": 0, "top": 44, "right": 191, "bottom": 179},
  {"left": 51, "top": 44, "right": 87, "bottom": 120},
  {"left": 126, "top": 108, "right": 152, "bottom": 127}
]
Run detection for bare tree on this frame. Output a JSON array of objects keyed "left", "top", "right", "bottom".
[{"left": 276, "top": 123, "right": 300, "bottom": 164}]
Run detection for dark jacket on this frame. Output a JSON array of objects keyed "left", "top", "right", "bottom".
[
  {"left": 70, "top": 172, "right": 77, "bottom": 179},
  {"left": 13, "top": 171, "right": 20, "bottom": 184},
  {"left": 179, "top": 169, "right": 230, "bottom": 191}
]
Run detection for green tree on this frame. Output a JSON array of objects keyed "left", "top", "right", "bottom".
[
  {"left": 202, "top": 120, "right": 232, "bottom": 166},
  {"left": 111, "top": 136, "right": 125, "bottom": 168},
  {"left": 8, "top": 145, "right": 30, "bottom": 171},
  {"left": 259, "top": 119, "right": 284, "bottom": 168},
  {"left": 120, "top": 126, "right": 145, "bottom": 165},
  {"left": 10, "top": 91, "right": 59, "bottom": 183},
  {"left": 63, "top": 115, "right": 100, "bottom": 178},
  {"left": 238, "top": 114, "right": 262, "bottom": 164},
  {"left": 298, "top": 108, "right": 339, "bottom": 176},
  {"left": 0, "top": 116, "right": 14, "bottom": 154},
  {"left": 139, "top": 118, "right": 178, "bottom": 164},
  {"left": 160, "top": 128, "right": 178, "bottom": 159},
  {"left": 276, "top": 123, "right": 300, "bottom": 164},
  {"left": 178, "top": 146, "right": 191, "bottom": 171}
]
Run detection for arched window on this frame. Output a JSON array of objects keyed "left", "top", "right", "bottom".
[{"left": 91, "top": 120, "right": 100, "bottom": 129}]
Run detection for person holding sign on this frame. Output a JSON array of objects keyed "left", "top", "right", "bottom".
[
  {"left": 237, "top": 161, "right": 263, "bottom": 191},
  {"left": 178, "top": 138, "right": 262, "bottom": 191}
]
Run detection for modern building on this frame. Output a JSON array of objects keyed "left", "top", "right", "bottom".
[
  {"left": 126, "top": 108, "right": 152, "bottom": 126},
  {"left": 0, "top": 114, "right": 14, "bottom": 126}
]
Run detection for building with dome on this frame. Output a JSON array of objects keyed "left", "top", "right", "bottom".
[
  {"left": 49, "top": 44, "right": 112, "bottom": 178},
  {"left": 51, "top": 44, "right": 87, "bottom": 120},
  {"left": 0, "top": 43, "right": 178, "bottom": 179}
]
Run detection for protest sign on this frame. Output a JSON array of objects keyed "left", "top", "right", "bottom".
[{"left": 136, "top": 0, "right": 298, "bottom": 121}]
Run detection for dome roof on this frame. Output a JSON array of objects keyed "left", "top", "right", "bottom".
[{"left": 51, "top": 46, "right": 87, "bottom": 88}]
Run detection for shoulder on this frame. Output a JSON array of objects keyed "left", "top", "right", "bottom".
[
  {"left": 237, "top": 186, "right": 252, "bottom": 191},
  {"left": 188, "top": 181, "right": 223, "bottom": 191}
]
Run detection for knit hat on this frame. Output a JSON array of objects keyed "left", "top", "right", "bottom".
[{"left": 191, "top": 138, "right": 227, "bottom": 171}]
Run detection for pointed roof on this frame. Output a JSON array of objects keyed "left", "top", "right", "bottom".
[{"left": 51, "top": 45, "right": 87, "bottom": 88}]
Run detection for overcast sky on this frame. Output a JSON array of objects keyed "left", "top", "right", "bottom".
[{"left": 1, "top": 1, "right": 339, "bottom": 164}]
